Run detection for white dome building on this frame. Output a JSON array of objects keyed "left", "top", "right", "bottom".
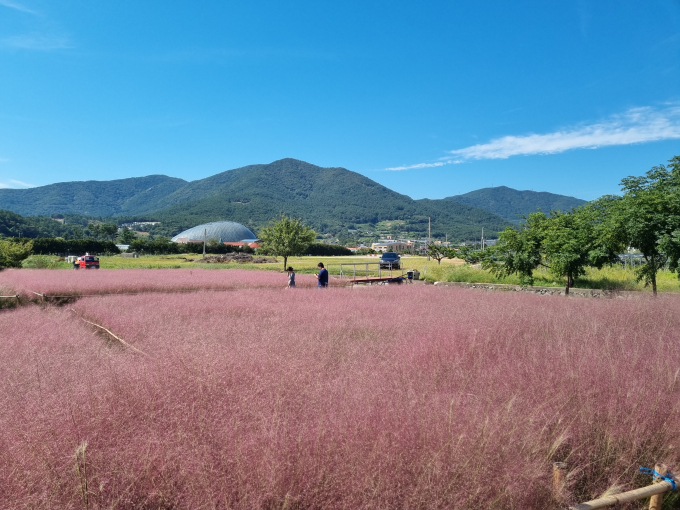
[{"left": 171, "top": 221, "right": 257, "bottom": 244}]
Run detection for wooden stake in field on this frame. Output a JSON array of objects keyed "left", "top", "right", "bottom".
[
  {"left": 553, "top": 462, "right": 568, "bottom": 503},
  {"left": 649, "top": 463, "right": 667, "bottom": 510}
]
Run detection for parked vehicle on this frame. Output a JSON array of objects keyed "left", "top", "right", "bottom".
[
  {"left": 379, "top": 251, "right": 401, "bottom": 269},
  {"left": 74, "top": 254, "right": 100, "bottom": 269}
]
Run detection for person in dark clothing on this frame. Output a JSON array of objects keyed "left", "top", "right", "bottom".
[{"left": 316, "top": 262, "right": 329, "bottom": 288}]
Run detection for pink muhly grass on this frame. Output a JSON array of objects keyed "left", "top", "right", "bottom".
[
  {"left": 0, "top": 268, "right": 324, "bottom": 299},
  {"left": 0, "top": 286, "right": 679, "bottom": 509}
]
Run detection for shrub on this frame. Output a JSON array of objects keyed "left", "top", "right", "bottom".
[
  {"left": 21, "top": 255, "right": 68, "bottom": 269},
  {"left": 0, "top": 237, "right": 33, "bottom": 268}
]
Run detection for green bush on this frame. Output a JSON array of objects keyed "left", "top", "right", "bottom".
[
  {"left": 0, "top": 238, "right": 33, "bottom": 269},
  {"left": 21, "top": 255, "right": 69, "bottom": 269}
]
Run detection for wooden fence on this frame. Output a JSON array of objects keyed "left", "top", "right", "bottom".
[{"left": 553, "top": 463, "right": 677, "bottom": 510}]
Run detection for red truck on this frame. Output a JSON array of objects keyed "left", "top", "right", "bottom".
[{"left": 73, "top": 255, "right": 100, "bottom": 269}]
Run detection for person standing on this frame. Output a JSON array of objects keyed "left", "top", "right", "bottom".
[
  {"left": 286, "top": 266, "right": 296, "bottom": 288},
  {"left": 316, "top": 262, "right": 329, "bottom": 288}
]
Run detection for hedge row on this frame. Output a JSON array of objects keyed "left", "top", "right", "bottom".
[
  {"left": 305, "top": 243, "right": 352, "bottom": 256},
  {"left": 30, "top": 238, "right": 121, "bottom": 256}
]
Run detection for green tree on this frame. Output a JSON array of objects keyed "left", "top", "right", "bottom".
[
  {"left": 259, "top": 215, "right": 316, "bottom": 270},
  {"left": 487, "top": 208, "right": 619, "bottom": 293},
  {"left": 444, "top": 246, "right": 461, "bottom": 262},
  {"left": 426, "top": 243, "right": 448, "bottom": 265},
  {"left": 99, "top": 223, "right": 119, "bottom": 241},
  {"left": 457, "top": 244, "right": 486, "bottom": 264},
  {"left": 70, "top": 226, "right": 85, "bottom": 240},
  {"left": 0, "top": 238, "right": 33, "bottom": 269},
  {"left": 486, "top": 212, "right": 546, "bottom": 285},
  {"left": 539, "top": 208, "right": 619, "bottom": 295},
  {"left": 597, "top": 156, "right": 680, "bottom": 295},
  {"left": 87, "top": 223, "right": 100, "bottom": 238},
  {"left": 118, "top": 227, "right": 136, "bottom": 244}
]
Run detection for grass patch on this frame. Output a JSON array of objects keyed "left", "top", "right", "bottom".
[
  {"left": 426, "top": 260, "right": 680, "bottom": 292},
  {"left": 21, "top": 255, "right": 71, "bottom": 269},
  {"left": 31, "top": 253, "right": 680, "bottom": 293}
]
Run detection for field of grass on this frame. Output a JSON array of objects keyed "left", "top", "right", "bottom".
[
  {"left": 18, "top": 252, "right": 680, "bottom": 292},
  {"left": 426, "top": 261, "right": 680, "bottom": 292},
  {"left": 1, "top": 272, "right": 679, "bottom": 509}
]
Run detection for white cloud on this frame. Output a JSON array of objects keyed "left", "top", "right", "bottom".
[
  {"left": 9, "top": 179, "right": 35, "bottom": 187},
  {"left": 451, "top": 105, "right": 680, "bottom": 160},
  {"left": 0, "top": 0, "right": 36, "bottom": 14},
  {"left": 385, "top": 160, "right": 462, "bottom": 171},
  {"left": 386, "top": 105, "right": 680, "bottom": 170},
  {"left": 0, "top": 179, "right": 35, "bottom": 188},
  {"left": 1, "top": 33, "right": 72, "bottom": 51}
]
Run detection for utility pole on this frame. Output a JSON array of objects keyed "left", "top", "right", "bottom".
[
  {"left": 427, "top": 217, "right": 431, "bottom": 261},
  {"left": 481, "top": 228, "right": 485, "bottom": 251},
  {"left": 203, "top": 228, "right": 207, "bottom": 259}
]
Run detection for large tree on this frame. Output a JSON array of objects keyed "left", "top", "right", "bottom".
[
  {"left": 597, "top": 156, "right": 680, "bottom": 295},
  {"left": 538, "top": 207, "right": 619, "bottom": 294},
  {"left": 259, "top": 215, "right": 316, "bottom": 270},
  {"left": 118, "top": 227, "right": 136, "bottom": 244},
  {"left": 484, "top": 207, "right": 619, "bottom": 293},
  {"left": 485, "top": 212, "right": 546, "bottom": 286}
]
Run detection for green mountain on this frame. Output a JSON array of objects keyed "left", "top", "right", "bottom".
[
  {"left": 140, "top": 159, "right": 509, "bottom": 240},
  {"left": 444, "top": 186, "right": 586, "bottom": 223},
  {"left": 0, "top": 159, "right": 510, "bottom": 241},
  {"left": 0, "top": 175, "right": 187, "bottom": 217}
]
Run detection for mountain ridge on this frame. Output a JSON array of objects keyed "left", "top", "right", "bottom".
[
  {"left": 0, "top": 175, "right": 188, "bottom": 217},
  {"left": 0, "top": 159, "right": 585, "bottom": 241},
  {"left": 445, "top": 185, "right": 586, "bottom": 223}
]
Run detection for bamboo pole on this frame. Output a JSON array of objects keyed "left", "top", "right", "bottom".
[{"left": 569, "top": 481, "right": 673, "bottom": 510}]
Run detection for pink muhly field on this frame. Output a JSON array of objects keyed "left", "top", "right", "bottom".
[
  {"left": 0, "top": 268, "right": 323, "bottom": 298},
  {"left": 1, "top": 284, "right": 679, "bottom": 509}
]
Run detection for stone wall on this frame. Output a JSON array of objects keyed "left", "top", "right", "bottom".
[{"left": 432, "top": 281, "right": 639, "bottom": 298}]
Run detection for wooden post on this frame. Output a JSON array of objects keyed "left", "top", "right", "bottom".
[
  {"left": 649, "top": 463, "right": 667, "bottom": 510},
  {"left": 553, "top": 462, "right": 568, "bottom": 502}
]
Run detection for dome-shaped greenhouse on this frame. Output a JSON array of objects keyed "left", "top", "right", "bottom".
[{"left": 171, "top": 221, "right": 257, "bottom": 243}]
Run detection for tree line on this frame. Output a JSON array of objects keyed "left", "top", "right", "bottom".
[{"left": 456, "top": 156, "right": 680, "bottom": 295}]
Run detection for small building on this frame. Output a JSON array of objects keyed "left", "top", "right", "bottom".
[
  {"left": 223, "top": 241, "right": 261, "bottom": 249},
  {"left": 371, "top": 241, "right": 409, "bottom": 253}
]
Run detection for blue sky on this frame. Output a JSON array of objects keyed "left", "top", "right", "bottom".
[{"left": 0, "top": 1, "right": 679, "bottom": 201}]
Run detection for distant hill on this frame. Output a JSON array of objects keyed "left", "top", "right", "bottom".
[
  {"left": 0, "top": 159, "right": 510, "bottom": 241},
  {"left": 0, "top": 209, "right": 91, "bottom": 239},
  {"left": 144, "top": 159, "right": 509, "bottom": 240},
  {"left": 0, "top": 175, "right": 187, "bottom": 217},
  {"left": 444, "top": 186, "right": 586, "bottom": 223}
]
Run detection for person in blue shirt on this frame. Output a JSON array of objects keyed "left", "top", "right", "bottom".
[
  {"left": 286, "top": 266, "right": 296, "bottom": 288},
  {"left": 316, "top": 262, "right": 329, "bottom": 288}
]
